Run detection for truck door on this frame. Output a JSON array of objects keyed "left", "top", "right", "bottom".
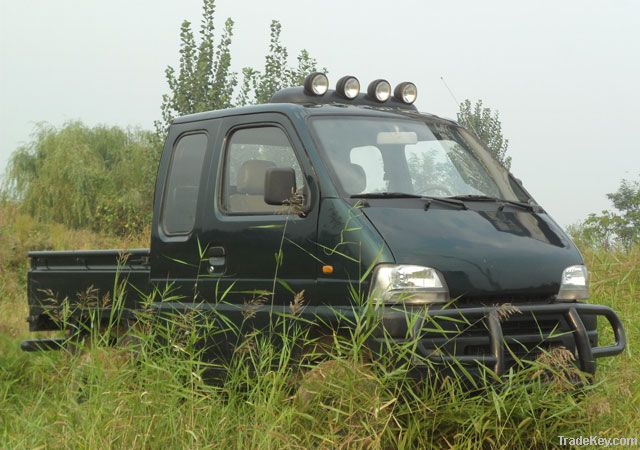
[
  {"left": 197, "top": 113, "right": 320, "bottom": 305},
  {"left": 149, "top": 120, "right": 219, "bottom": 298}
]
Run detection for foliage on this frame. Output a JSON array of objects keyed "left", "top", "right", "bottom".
[
  {"left": 457, "top": 99, "right": 512, "bottom": 169},
  {"left": 570, "top": 175, "right": 640, "bottom": 250},
  {"left": 4, "top": 0, "right": 323, "bottom": 236},
  {"left": 155, "top": 0, "right": 321, "bottom": 135},
  {"left": 244, "top": 25, "right": 321, "bottom": 106},
  {"left": 2, "top": 122, "right": 159, "bottom": 235},
  {"left": 155, "top": 0, "right": 236, "bottom": 135}
]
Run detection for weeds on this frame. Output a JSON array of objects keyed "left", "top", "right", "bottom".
[
  {"left": 1, "top": 202, "right": 638, "bottom": 448},
  {"left": 0, "top": 300, "right": 604, "bottom": 449}
]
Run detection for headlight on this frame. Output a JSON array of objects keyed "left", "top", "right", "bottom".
[
  {"left": 556, "top": 265, "right": 589, "bottom": 301},
  {"left": 369, "top": 264, "right": 449, "bottom": 305},
  {"left": 367, "top": 79, "right": 392, "bottom": 102},
  {"left": 304, "top": 72, "right": 329, "bottom": 96}
]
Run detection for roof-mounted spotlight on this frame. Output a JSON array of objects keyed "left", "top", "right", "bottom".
[
  {"left": 394, "top": 82, "right": 418, "bottom": 105},
  {"left": 304, "top": 72, "right": 329, "bottom": 96},
  {"left": 336, "top": 75, "right": 360, "bottom": 99},
  {"left": 367, "top": 79, "right": 392, "bottom": 102}
]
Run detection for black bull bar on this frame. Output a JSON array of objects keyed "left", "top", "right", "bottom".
[
  {"left": 379, "top": 303, "right": 627, "bottom": 375},
  {"left": 21, "top": 302, "right": 627, "bottom": 377}
]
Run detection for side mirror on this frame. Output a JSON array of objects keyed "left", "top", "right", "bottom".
[{"left": 264, "top": 167, "right": 297, "bottom": 205}]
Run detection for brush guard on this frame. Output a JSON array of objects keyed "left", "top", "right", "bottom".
[{"left": 404, "top": 303, "right": 626, "bottom": 375}]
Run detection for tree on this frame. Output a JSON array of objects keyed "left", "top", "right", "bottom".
[
  {"left": 155, "top": 0, "right": 322, "bottom": 134},
  {"left": 2, "top": 0, "right": 323, "bottom": 236},
  {"left": 571, "top": 175, "right": 640, "bottom": 250},
  {"left": 247, "top": 23, "right": 320, "bottom": 105},
  {"left": 155, "top": 0, "right": 236, "bottom": 135},
  {"left": 457, "top": 99, "right": 511, "bottom": 169},
  {"left": 3, "top": 122, "right": 158, "bottom": 235}
]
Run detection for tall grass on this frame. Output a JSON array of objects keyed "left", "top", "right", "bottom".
[
  {"left": 1, "top": 203, "right": 638, "bottom": 448},
  {"left": 0, "top": 302, "right": 600, "bottom": 448},
  {"left": 575, "top": 245, "right": 640, "bottom": 433}
]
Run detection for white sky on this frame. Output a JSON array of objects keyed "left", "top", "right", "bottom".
[{"left": 1, "top": 0, "right": 638, "bottom": 226}]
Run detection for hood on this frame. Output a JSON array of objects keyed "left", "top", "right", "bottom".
[{"left": 362, "top": 205, "right": 582, "bottom": 301}]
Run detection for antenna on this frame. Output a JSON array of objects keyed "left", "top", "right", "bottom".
[
  {"left": 440, "top": 76, "right": 460, "bottom": 106},
  {"left": 440, "top": 75, "right": 482, "bottom": 142}
]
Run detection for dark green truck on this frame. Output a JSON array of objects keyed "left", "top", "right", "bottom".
[{"left": 22, "top": 73, "right": 626, "bottom": 377}]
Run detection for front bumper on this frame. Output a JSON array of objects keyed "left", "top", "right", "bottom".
[
  {"left": 20, "top": 301, "right": 627, "bottom": 379},
  {"left": 373, "top": 302, "right": 626, "bottom": 376}
]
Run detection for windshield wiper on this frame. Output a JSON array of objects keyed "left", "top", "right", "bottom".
[
  {"left": 350, "top": 193, "right": 468, "bottom": 210},
  {"left": 422, "top": 196, "right": 467, "bottom": 210},
  {"left": 350, "top": 192, "right": 422, "bottom": 199},
  {"left": 446, "top": 195, "right": 541, "bottom": 212}
]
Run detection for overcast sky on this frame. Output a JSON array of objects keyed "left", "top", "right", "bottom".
[{"left": 1, "top": 0, "right": 638, "bottom": 226}]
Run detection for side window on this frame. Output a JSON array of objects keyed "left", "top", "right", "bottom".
[
  {"left": 222, "top": 126, "right": 305, "bottom": 214},
  {"left": 161, "top": 133, "right": 208, "bottom": 234}
]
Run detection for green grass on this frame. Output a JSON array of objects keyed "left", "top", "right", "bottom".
[{"left": 1, "top": 205, "right": 638, "bottom": 449}]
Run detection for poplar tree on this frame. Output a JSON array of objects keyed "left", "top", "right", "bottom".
[
  {"left": 457, "top": 99, "right": 512, "bottom": 169},
  {"left": 156, "top": 0, "right": 322, "bottom": 134}
]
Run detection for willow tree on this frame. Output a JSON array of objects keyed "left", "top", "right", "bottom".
[{"left": 3, "top": 122, "right": 158, "bottom": 234}]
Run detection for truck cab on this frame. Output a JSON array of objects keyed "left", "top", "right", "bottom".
[{"left": 23, "top": 73, "right": 626, "bottom": 377}]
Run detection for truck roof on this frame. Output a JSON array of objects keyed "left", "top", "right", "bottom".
[{"left": 172, "top": 102, "right": 457, "bottom": 126}]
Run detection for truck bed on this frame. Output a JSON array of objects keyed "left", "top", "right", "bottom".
[{"left": 27, "top": 248, "right": 150, "bottom": 331}]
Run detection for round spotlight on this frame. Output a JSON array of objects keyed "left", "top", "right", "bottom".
[
  {"left": 336, "top": 75, "right": 360, "bottom": 99},
  {"left": 367, "top": 79, "right": 392, "bottom": 102},
  {"left": 304, "top": 72, "right": 329, "bottom": 96},
  {"left": 394, "top": 82, "right": 418, "bottom": 104}
]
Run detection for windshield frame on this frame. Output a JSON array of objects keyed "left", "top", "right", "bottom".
[{"left": 306, "top": 112, "right": 531, "bottom": 203}]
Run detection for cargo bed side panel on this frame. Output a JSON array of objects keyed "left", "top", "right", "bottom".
[{"left": 27, "top": 249, "right": 151, "bottom": 331}]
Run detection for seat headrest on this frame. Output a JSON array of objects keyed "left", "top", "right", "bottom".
[
  {"left": 237, "top": 160, "right": 277, "bottom": 195},
  {"left": 336, "top": 163, "right": 367, "bottom": 194}
]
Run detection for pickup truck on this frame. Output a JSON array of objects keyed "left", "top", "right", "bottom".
[{"left": 22, "top": 73, "right": 626, "bottom": 378}]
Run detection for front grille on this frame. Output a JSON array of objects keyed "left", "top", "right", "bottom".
[
  {"left": 420, "top": 312, "right": 566, "bottom": 340},
  {"left": 417, "top": 311, "right": 575, "bottom": 369},
  {"left": 455, "top": 296, "right": 555, "bottom": 307},
  {"left": 464, "top": 341, "right": 562, "bottom": 360},
  {"left": 463, "top": 317, "right": 565, "bottom": 337}
]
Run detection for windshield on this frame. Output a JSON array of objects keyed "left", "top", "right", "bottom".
[{"left": 310, "top": 116, "right": 528, "bottom": 202}]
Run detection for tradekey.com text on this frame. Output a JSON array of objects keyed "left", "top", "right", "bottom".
[{"left": 559, "top": 435, "right": 638, "bottom": 447}]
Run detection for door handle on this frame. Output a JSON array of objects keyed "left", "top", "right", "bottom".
[{"left": 206, "top": 246, "right": 226, "bottom": 273}]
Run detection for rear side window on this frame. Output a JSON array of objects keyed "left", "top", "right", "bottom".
[{"left": 161, "top": 133, "right": 208, "bottom": 234}]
